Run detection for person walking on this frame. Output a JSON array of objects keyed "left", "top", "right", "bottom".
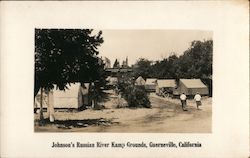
[
  {"left": 180, "top": 93, "right": 187, "bottom": 111},
  {"left": 194, "top": 92, "right": 202, "bottom": 110}
]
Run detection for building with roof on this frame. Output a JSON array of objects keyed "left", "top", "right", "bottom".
[
  {"left": 145, "top": 78, "right": 157, "bottom": 92},
  {"left": 105, "top": 68, "right": 133, "bottom": 77},
  {"left": 176, "top": 79, "right": 209, "bottom": 96},
  {"left": 156, "top": 79, "right": 176, "bottom": 96},
  {"left": 105, "top": 57, "right": 133, "bottom": 77}
]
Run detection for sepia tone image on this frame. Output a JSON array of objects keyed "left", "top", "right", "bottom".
[{"left": 34, "top": 29, "right": 212, "bottom": 133}]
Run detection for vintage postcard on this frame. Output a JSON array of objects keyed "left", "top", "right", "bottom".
[
  {"left": 0, "top": 1, "right": 249, "bottom": 158},
  {"left": 34, "top": 29, "right": 213, "bottom": 134}
]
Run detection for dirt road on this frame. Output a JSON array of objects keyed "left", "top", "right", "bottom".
[{"left": 34, "top": 92, "right": 212, "bottom": 133}]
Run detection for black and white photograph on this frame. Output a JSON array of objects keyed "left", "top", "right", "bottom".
[
  {"left": 1, "top": 1, "right": 249, "bottom": 158},
  {"left": 34, "top": 29, "right": 213, "bottom": 133}
]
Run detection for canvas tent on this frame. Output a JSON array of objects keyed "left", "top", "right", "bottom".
[
  {"left": 156, "top": 79, "right": 176, "bottom": 96},
  {"left": 34, "top": 83, "right": 91, "bottom": 109},
  {"left": 145, "top": 78, "right": 157, "bottom": 92},
  {"left": 134, "top": 76, "right": 146, "bottom": 86},
  {"left": 177, "top": 79, "right": 209, "bottom": 95},
  {"left": 34, "top": 91, "right": 49, "bottom": 109}
]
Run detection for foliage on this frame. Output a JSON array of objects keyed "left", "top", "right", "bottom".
[
  {"left": 35, "top": 29, "right": 104, "bottom": 96},
  {"left": 177, "top": 40, "right": 213, "bottom": 78},
  {"left": 117, "top": 74, "right": 134, "bottom": 95},
  {"left": 132, "top": 58, "right": 153, "bottom": 79},
  {"left": 113, "top": 59, "right": 120, "bottom": 68},
  {"left": 126, "top": 85, "right": 151, "bottom": 108},
  {"left": 131, "top": 40, "right": 213, "bottom": 95},
  {"left": 134, "top": 40, "right": 213, "bottom": 79},
  {"left": 117, "top": 75, "right": 151, "bottom": 108},
  {"left": 150, "top": 54, "right": 180, "bottom": 79}
]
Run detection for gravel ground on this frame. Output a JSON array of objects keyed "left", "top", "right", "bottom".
[{"left": 34, "top": 91, "right": 212, "bottom": 133}]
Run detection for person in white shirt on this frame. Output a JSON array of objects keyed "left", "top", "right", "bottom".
[
  {"left": 180, "top": 93, "right": 187, "bottom": 111},
  {"left": 194, "top": 92, "right": 202, "bottom": 110}
]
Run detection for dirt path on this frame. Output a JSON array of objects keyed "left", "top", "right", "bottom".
[{"left": 34, "top": 92, "right": 212, "bottom": 133}]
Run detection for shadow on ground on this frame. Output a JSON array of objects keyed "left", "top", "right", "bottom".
[{"left": 35, "top": 118, "right": 119, "bottom": 130}]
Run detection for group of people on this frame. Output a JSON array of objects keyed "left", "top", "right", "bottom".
[{"left": 180, "top": 92, "right": 202, "bottom": 111}]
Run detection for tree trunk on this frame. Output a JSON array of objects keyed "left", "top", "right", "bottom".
[
  {"left": 47, "top": 90, "right": 55, "bottom": 122},
  {"left": 39, "top": 88, "right": 44, "bottom": 122},
  {"left": 93, "top": 99, "right": 98, "bottom": 109},
  {"left": 91, "top": 84, "right": 98, "bottom": 109},
  {"left": 34, "top": 79, "right": 40, "bottom": 98}
]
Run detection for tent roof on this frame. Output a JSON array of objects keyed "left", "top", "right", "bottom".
[
  {"left": 180, "top": 79, "right": 207, "bottom": 88},
  {"left": 135, "top": 76, "right": 146, "bottom": 85},
  {"left": 145, "top": 78, "right": 157, "bottom": 85},
  {"left": 53, "top": 83, "right": 83, "bottom": 98},
  {"left": 136, "top": 76, "right": 145, "bottom": 81},
  {"left": 157, "top": 79, "right": 176, "bottom": 88}
]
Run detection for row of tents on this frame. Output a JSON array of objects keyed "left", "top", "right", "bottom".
[
  {"left": 106, "top": 76, "right": 209, "bottom": 96},
  {"left": 35, "top": 76, "right": 209, "bottom": 110},
  {"left": 134, "top": 76, "right": 209, "bottom": 96}
]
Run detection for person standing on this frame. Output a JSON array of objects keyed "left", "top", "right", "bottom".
[
  {"left": 194, "top": 92, "right": 202, "bottom": 110},
  {"left": 180, "top": 93, "right": 187, "bottom": 111}
]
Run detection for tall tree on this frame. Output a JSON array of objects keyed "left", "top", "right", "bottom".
[
  {"left": 113, "top": 59, "right": 120, "bottom": 68},
  {"left": 178, "top": 40, "right": 213, "bottom": 78},
  {"left": 150, "top": 40, "right": 212, "bottom": 79},
  {"left": 133, "top": 58, "right": 152, "bottom": 79},
  {"left": 35, "top": 29, "right": 104, "bottom": 121}
]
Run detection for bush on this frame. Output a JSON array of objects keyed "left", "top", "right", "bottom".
[
  {"left": 117, "top": 76, "right": 151, "bottom": 108},
  {"left": 126, "top": 85, "right": 151, "bottom": 108}
]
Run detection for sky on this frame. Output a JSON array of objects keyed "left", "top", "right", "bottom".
[{"left": 98, "top": 30, "right": 212, "bottom": 66}]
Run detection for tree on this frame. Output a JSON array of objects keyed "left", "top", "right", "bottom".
[
  {"left": 139, "top": 40, "right": 213, "bottom": 95},
  {"left": 150, "top": 40, "right": 212, "bottom": 80},
  {"left": 113, "top": 59, "right": 120, "bottom": 68},
  {"left": 167, "top": 54, "right": 179, "bottom": 78},
  {"left": 150, "top": 54, "right": 179, "bottom": 79},
  {"left": 35, "top": 29, "right": 104, "bottom": 122},
  {"left": 132, "top": 58, "right": 153, "bottom": 79},
  {"left": 178, "top": 40, "right": 213, "bottom": 78},
  {"left": 117, "top": 75, "right": 151, "bottom": 108}
]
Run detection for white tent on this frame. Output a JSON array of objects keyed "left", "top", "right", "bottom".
[
  {"left": 145, "top": 78, "right": 157, "bottom": 92},
  {"left": 177, "top": 79, "right": 208, "bottom": 95},
  {"left": 135, "top": 76, "right": 146, "bottom": 86},
  {"left": 35, "top": 83, "right": 91, "bottom": 109},
  {"left": 156, "top": 79, "right": 176, "bottom": 95},
  {"left": 34, "top": 90, "right": 48, "bottom": 108},
  {"left": 53, "top": 83, "right": 90, "bottom": 108}
]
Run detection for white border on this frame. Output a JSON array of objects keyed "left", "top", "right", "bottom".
[{"left": 0, "top": 1, "right": 249, "bottom": 157}]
